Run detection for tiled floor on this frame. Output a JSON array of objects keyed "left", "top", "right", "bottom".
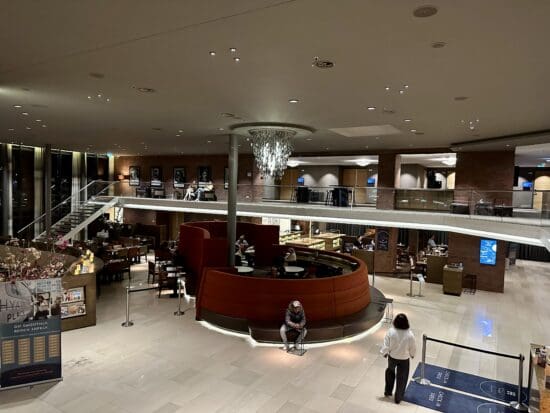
[{"left": 1, "top": 258, "right": 549, "bottom": 412}]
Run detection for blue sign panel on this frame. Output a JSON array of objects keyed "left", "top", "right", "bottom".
[{"left": 480, "top": 239, "right": 497, "bottom": 266}]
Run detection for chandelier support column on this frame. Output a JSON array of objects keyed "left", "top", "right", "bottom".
[{"left": 227, "top": 134, "right": 238, "bottom": 267}]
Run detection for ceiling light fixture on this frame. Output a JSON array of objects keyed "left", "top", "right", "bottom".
[
  {"left": 413, "top": 5, "right": 438, "bottom": 18},
  {"left": 404, "top": 85, "right": 409, "bottom": 89},
  {"left": 178, "top": 129, "right": 183, "bottom": 133},
  {"left": 35, "top": 119, "right": 42, "bottom": 122},
  {"left": 385, "top": 86, "right": 390, "bottom": 91},
  {"left": 229, "top": 48, "right": 237, "bottom": 53},
  {"left": 22, "top": 112, "right": 29, "bottom": 116},
  {"left": 399, "top": 90, "right": 404, "bottom": 94},
  {"left": 233, "top": 57, "right": 240, "bottom": 62},
  {"left": 404, "top": 119, "right": 412, "bottom": 122},
  {"left": 231, "top": 123, "right": 313, "bottom": 178},
  {"left": 288, "top": 99, "right": 299, "bottom": 103},
  {"left": 176, "top": 134, "right": 181, "bottom": 137},
  {"left": 218, "top": 128, "right": 225, "bottom": 131},
  {"left": 8, "top": 128, "right": 14, "bottom": 131},
  {"left": 410, "top": 129, "right": 417, "bottom": 133},
  {"left": 25, "top": 126, "right": 31, "bottom": 130},
  {"left": 355, "top": 159, "right": 370, "bottom": 167},
  {"left": 367, "top": 106, "right": 376, "bottom": 111},
  {"left": 209, "top": 51, "right": 216, "bottom": 56},
  {"left": 42, "top": 124, "right": 47, "bottom": 128},
  {"left": 13, "top": 105, "right": 22, "bottom": 108}
]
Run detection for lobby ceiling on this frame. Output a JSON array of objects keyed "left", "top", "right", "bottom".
[{"left": 1, "top": 0, "right": 550, "bottom": 156}]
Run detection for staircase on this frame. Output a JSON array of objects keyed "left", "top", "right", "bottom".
[
  {"left": 16, "top": 180, "right": 119, "bottom": 243},
  {"left": 35, "top": 196, "right": 117, "bottom": 242}
]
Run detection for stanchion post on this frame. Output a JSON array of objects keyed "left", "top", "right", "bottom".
[
  {"left": 414, "top": 334, "right": 431, "bottom": 385},
  {"left": 121, "top": 286, "right": 134, "bottom": 327},
  {"left": 407, "top": 269, "right": 414, "bottom": 297},
  {"left": 174, "top": 277, "right": 185, "bottom": 316},
  {"left": 510, "top": 354, "right": 529, "bottom": 412}
]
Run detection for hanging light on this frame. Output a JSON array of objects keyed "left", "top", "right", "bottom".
[
  {"left": 231, "top": 123, "right": 314, "bottom": 178},
  {"left": 248, "top": 128, "right": 295, "bottom": 178}
]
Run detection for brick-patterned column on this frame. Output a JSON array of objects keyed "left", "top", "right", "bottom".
[{"left": 376, "top": 153, "right": 400, "bottom": 210}]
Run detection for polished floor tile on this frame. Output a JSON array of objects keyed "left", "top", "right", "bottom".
[{"left": 0, "top": 257, "right": 548, "bottom": 413}]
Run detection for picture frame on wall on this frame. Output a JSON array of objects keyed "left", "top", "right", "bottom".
[
  {"left": 224, "top": 167, "right": 229, "bottom": 189},
  {"left": 173, "top": 167, "right": 186, "bottom": 188},
  {"left": 198, "top": 166, "right": 211, "bottom": 183},
  {"left": 129, "top": 166, "right": 140, "bottom": 186},
  {"left": 151, "top": 166, "right": 162, "bottom": 187}
]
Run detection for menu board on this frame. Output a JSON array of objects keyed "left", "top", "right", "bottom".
[
  {"left": 479, "top": 239, "right": 497, "bottom": 266},
  {"left": 61, "top": 287, "right": 86, "bottom": 319},
  {"left": 376, "top": 229, "right": 389, "bottom": 251}
]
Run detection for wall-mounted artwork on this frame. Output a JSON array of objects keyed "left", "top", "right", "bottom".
[
  {"left": 174, "top": 167, "right": 186, "bottom": 188},
  {"left": 151, "top": 166, "right": 162, "bottom": 187},
  {"left": 129, "top": 166, "right": 140, "bottom": 186},
  {"left": 198, "top": 166, "right": 211, "bottom": 183}
]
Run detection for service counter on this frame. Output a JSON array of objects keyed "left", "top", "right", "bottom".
[
  {"left": 61, "top": 257, "right": 103, "bottom": 331},
  {"left": 426, "top": 254, "right": 448, "bottom": 284},
  {"left": 312, "top": 232, "right": 343, "bottom": 251},
  {"left": 285, "top": 237, "right": 325, "bottom": 250},
  {"left": 530, "top": 344, "right": 550, "bottom": 412}
]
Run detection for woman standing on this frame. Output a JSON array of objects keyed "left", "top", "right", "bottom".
[{"left": 380, "top": 313, "right": 416, "bottom": 404}]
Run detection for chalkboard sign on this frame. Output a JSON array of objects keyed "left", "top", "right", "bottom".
[{"left": 376, "top": 229, "right": 389, "bottom": 251}]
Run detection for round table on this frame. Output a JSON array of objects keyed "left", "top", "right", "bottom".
[{"left": 235, "top": 266, "right": 254, "bottom": 274}]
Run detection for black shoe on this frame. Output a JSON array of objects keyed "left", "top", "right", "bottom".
[
  {"left": 395, "top": 400, "right": 401, "bottom": 404},
  {"left": 384, "top": 393, "right": 391, "bottom": 397}
]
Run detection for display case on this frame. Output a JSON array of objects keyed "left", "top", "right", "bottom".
[{"left": 279, "top": 232, "right": 301, "bottom": 244}]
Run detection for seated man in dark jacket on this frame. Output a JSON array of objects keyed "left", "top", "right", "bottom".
[{"left": 280, "top": 300, "right": 307, "bottom": 352}]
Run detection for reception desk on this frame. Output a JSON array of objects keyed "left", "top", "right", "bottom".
[{"left": 426, "top": 254, "right": 448, "bottom": 284}]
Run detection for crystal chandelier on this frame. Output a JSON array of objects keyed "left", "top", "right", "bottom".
[
  {"left": 249, "top": 128, "right": 296, "bottom": 178},
  {"left": 231, "top": 123, "right": 314, "bottom": 179}
]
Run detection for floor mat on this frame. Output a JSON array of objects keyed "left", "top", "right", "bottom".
[
  {"left": 411, "top": 362, "right": 528, "bottom": 404},
  {"left": 404, "top": 381, "right": 517, "bottom": 413}
]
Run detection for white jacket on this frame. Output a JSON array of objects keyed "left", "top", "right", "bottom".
[{"left": 380, "top": 327, "right": 416, "bottom": 360}]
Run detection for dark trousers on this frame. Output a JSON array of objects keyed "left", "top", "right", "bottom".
[{"left": 384, "top": 356, "right": 410, "bottom": 403}]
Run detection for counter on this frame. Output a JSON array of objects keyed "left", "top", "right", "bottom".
[
  {"left": 61, "top": 257, "right": 103, "bottom": 331},
  {"left": 286, "top": 238, "right": 325, "bottom": 250},
  {"left": 312, "top": 232, "right": 343, "bottom": 251},
  {"left": 426, "top": 254, "right": 448, "bottom": 284},
  {"left": 530, "top": 344, "right": 550, "bottom": 412}
]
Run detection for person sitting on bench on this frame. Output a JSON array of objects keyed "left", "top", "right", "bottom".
[
  {"left": 280, "top": 300, "right": 307, "bottom": 352},
  {"left": 195, "top": 180, "right": 214, "bottom": 201},
  {"left": 183, "top": 181, "right": 197, "bottom": 201}
]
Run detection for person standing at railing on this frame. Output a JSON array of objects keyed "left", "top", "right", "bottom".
[{"left": 381, "top": 313, "right": 416, "bottom": 404}]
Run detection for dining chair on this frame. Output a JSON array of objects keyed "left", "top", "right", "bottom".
[{"left": 157, "top": 270, "right": 177, "bottom": 297}]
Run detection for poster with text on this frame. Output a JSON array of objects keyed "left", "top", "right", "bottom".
[{"left": 0, "top": 279, "right": 62, "bottom": 388}]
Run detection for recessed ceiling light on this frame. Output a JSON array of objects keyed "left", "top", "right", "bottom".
[
  {"left": 399, "top": 90, "right": 404, "bottom": 94},
  {"left": 135, "top": 87, "right": 156, "bottom": 93},
  {"left": 413, "top": 5, "right": 438, "bottom": 18},
  {"left": 8, "top": 128, "right": 14, "bottom": 131},
  {"left": 306, "top": 138, "right": 312, "bottom": 141},
  {"left": 382, "top": 108, "right": 395, "bottom": 114},
  {"left": 432, "top": 41, "right": 447, "bottom": 49},
  {"left": 229, "top": 48, "right": 237, "bottom": 53},
  {"left": 42, "top": 124, "right": 47, "bottom": 127},
  {"left": 454, "top": 96, "right": 469, "bottom": 101},
  {"left": 289, "top": 99, "right": 299, "bottom": 103},
  {"left": 410, "top": 129, "right": 417, "bottom": 133},
  {"left": 87, "top": 96, "right": 92, "bottom": 99},
  {"left": 367, "top": 106, "right": 376, "bottom": 111},
  {"left": 233, "top": 57, "right": 240, "bottom": 62},
  {"left": 404, "top": 119, "right": 412, "bottom": 122},
  {"left": 97, "top": 94, "right": 102, "bottom": 98},
  {"left": 106, "top": 98, "right": 111, "bottom": 102},
  {"left": 404, "top": 85, "right": 409, "bottom": 89},
  {"left": 35, "top": 119, "right": 42, "bottom": 122},
  {"left": 13, "top": 105, "right": 22, "bottom": 108},
  {"left": 209, "top": 51, "right": 216, "bottom": 56},
  {"left": 176, "top": 134, "right": 180, "bottom": 137},
  {"left": 25, "top": 126, "right": 31, "bottom": 130},
  {"left": 385, "top": 86, "right": 390, "bottom": 91},
  {"left": 365, "top": 145, "right": 369, "bottom": 149},
  {"left": 218, "top": 128, "right": 224, "bottom": 131},
  {"left": 207, "top": 140, "right": 212, "bottom": 143},
  {"left": 22, "top": 112, "right": 29, "bottom": 116},
  {"left": 375, "top": 136, "right": 380, "bottom": 140},
  {"left": 178, "top": 129, "right": 184, "bottom": 133},
  {"left": 506, "top": 144, "right": 510, "bottom": 147}
]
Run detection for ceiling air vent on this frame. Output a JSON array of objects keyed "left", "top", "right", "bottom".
[{"left": 312, "top": 57, "right": 334, "bottom": 69}]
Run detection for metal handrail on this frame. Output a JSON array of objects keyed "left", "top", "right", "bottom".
[{"left": 16, "top": 180, "right": 116, "bottom": 236}]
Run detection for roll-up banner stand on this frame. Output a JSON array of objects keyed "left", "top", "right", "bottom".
[{"left": 0, "top": 278, "right": 63, "bottom": 389}]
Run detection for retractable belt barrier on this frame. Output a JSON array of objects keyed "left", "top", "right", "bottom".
[
  {"left": 414, "top": 334, "right": 529, "bottom": 412},
  {"left": 121, "top": 284, "right": 159, "bottom": 327}
]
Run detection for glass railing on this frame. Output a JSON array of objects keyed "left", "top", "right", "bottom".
[
  {"left": 110, "top": 180, "right": 550, "bottom": 226},
  {"left": 16, "top": 180, "right": 116, "bottom": 241}
]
